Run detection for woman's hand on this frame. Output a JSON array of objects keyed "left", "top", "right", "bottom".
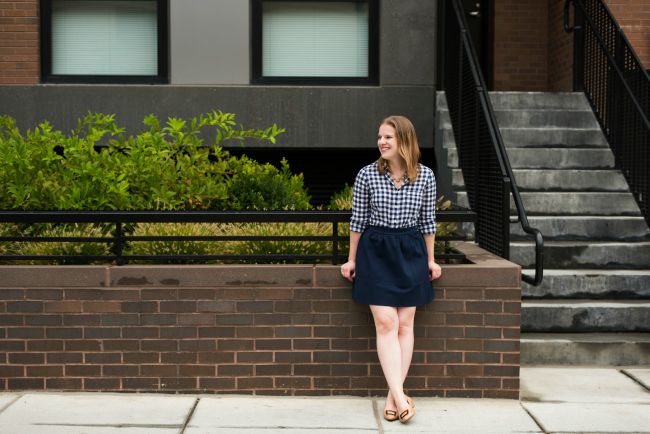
[
  {"left": 341, "top": 260, "right": 356, "bottom": 282},
  {"left": 429, "top": 259, "right": 442, "bottom": 280}
]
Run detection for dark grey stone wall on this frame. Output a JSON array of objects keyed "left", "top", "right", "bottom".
[{"left": 0, "top": 85, "right": 434, "bottom": 150}]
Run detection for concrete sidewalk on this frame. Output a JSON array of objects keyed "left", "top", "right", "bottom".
[{"left": 0, "top": 367, "right": 648, "bottom": 434}]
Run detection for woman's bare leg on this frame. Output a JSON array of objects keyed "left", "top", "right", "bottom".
[
  {"left": 370, "top": 305, "right": 410, "bottom": 413},
  {"left": 386, "top": 307, "right": 417, "bottom": 410}
]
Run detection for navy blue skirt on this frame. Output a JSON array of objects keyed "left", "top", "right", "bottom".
[{"left": 353, "top": 226, "right": 434, "bottom": 307}]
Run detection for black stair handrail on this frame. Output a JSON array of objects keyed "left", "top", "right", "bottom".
[
  {"left": 443, "top": 0, "right": 544, "bottom": 286},
  {"left": 565, "top": 0, "right": 650, "bottom": 226}
]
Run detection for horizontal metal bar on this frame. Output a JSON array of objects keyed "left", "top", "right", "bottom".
[
  {"left": 0, "top": 255, "right": 116, "bottom": 261},
  {"left": 0, "top": 237, "right": 114, "bottom": 243},
  {"left": 0, "top": 235, "right": 467, "bottom": 243},
  {"left": 0, "top": 209, "right": 476, "bottom": 223},
  {"left": 125, "top": 236, "right": 339, "bottom": 242},
  {"left": 122, "top": 254, "right": 341, "bottom": 261},
  {"left": 0, "top": 252, "right": 465, "bottom": 262}
]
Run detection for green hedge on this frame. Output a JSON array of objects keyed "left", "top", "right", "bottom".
[{"left": 0, "top": 111, "right": 309, "bottom": 211}]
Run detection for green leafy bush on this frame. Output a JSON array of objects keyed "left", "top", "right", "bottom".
[
  {"left": 0, "top": 111, "right": 296, "bottom": 211},
  {"left": 329, "top": 183, "right": 353, "bottom": 211},
  {"left": 225, "top": 157, "right": 311, "bottom": 210}
]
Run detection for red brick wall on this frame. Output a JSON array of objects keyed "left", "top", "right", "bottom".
[
  {"left": 0, "top": 244, "right": 521, "bottom": 398},
  {"left": 0, "top": 0, "right": 39, "bottom": 84},
  {"left": 604, "top": 0, "right": 650, "bottom": 68},
  {"left": 493, "top": 0, "right": 549, "bottom": 91},
  {"left": 548, "top": 0, "right": 573, "bottom": 91}
]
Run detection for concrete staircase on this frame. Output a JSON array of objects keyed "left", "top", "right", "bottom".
[{"left": 436, "top": 91, "right": 650, "bottom": 365}]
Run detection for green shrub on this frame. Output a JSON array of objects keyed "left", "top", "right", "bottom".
[
  {"left": 329, "top": 183, "right": 353, "bottom": 211},
  {"left": 0, "top": 111, "right": 295, "bottom": 211},
  {"left": 225, "top": 157, "right": 311, "bottom": 210}
]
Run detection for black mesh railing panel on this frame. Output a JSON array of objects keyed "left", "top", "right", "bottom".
[
  {"left": 574, "top": 0, "right": 650, "bottom": 222},
  {"left": 443, "top": 1, "right": 510, "bottom": 258},
  {"left": 443, "top": 0, "right": 544, "bottom": 285}
]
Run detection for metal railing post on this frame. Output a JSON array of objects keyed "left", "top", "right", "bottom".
[
  {"left": 502, "top": 178, "right": 511, "bottom": 260},
  {"left": 332, "top": 221, "right": 339, "bottom": 264},
  {"left": 114, "top": 222, "right": 125, "bottom": 265}
]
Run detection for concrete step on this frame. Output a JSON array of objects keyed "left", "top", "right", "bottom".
[
  {"left": 446, "top": 147, "right": 615, "bottom": 169},
  {"left": 452, "top": 169, "right": 628, "bottom": 192},
  {"left": 511, "top": 216, "right": 650, "bottom": 241},
  {"left": 511, "top": 241, "right": 650, "bottom": 269},
  {"left": 456, "top": 192, "right": 641, "bottom": 216},
  {"left": 437, "top": 91, "right": 591, "bottom": 110},
  {"left": 439, "top": 108, "right": 599, "bottom": 129},
  {"left": 521, "top": 300, "right": 650, "bottom": 332},
  {"left": 521, "top": 333, "right": 650, "bottom": 365},
  {"left": 456, "top": 216, "right": 649, "bottom": 244},
  {"left": 441, "top": 127, "right": 608, "bottom": 148},
  {"left": 489, "top": 91, "right": 592, "bottom": 110},
  {"left": 521, "top": 269, "right": 650, "bottom": 299}
]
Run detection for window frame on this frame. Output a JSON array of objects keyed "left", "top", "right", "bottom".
[
  {"left": 40, "top": 0, "right": 169, "bottom": 84},
  {"left": 251, "top": 0, "right": 379, "bottom": 85}
]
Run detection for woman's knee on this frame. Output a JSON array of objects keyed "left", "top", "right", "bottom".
[
  {"left": 398, "top": 322, "right": 414, "bottom": 336},
  {"left": 372, "top": 309, "right": 399, "bottom": 335},
  {"left": 397, "top": 308, "right": 416, "bottom": 335}
]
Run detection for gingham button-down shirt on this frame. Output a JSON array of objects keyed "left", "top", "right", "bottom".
[{"left": 350, "top": 162, "right": 436, "bottom": 234}]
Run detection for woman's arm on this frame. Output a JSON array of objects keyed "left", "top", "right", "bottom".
[
  {"left": 341, "top": 231, "right": 361, "bottom": 282},
  {"left": 424, "top": 234, "right": 442, "bottom": 280},
  {"left": 343, "top": 167, "right": 370, "bottom": 282}
]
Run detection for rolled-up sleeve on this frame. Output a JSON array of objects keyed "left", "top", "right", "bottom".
[
  {"left": 418, "top": 171, "right": 437, "bottom": 235},
  {"left": 350, "top": 168, "right": 370, "bottom": 233}
]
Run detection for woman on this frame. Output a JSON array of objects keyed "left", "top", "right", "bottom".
[{"left": 341, "top": 115, "right": 442, "bottom": 424}]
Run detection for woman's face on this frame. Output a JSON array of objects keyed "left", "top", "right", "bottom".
[{"left": 378, "top": 123, "right": 400, "bottom": 162}]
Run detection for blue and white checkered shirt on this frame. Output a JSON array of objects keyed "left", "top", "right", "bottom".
[{"left": 350, "top": 162, "right": 436, "bottom": 234}]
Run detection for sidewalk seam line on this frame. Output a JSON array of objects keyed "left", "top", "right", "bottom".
[
  {"left": 371, "top": 398, "right": 384, "bottom": 434},
  {"left": 0, "top": 394, "right": 23, "bottom": 416},
  {"left": 179, "top": 396, "right": 200, "bottom": 434},
  {"left": 520, "top": 401, "right": 549, "bottom": 434},
  {"left": 620, "top": 369, "right": 650, "bottom": 393}
]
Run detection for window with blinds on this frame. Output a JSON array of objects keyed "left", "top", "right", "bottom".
[
  {"left": 41, "top": 0, "right": 167, "bottom": 83},
  {"left": 253, "top": 0, "right": 378, "bottom": 84}
]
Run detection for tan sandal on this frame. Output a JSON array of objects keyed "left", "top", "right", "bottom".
[
  {"left": 399, "top": 398, "right": 416, "bottom": 424},
  {"left": 383, "top": 408, "right": 399, "bottom": 422}
]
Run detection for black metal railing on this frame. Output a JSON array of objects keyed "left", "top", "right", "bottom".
[
  {"left": 442, "top": 0, "right": 544, "bottom": 285},
  {"left": 0, "top": 210, "right": 475, "bottom": 265},
  {"left": 565, "top": 0, "right": 650, "bottom": 226}
]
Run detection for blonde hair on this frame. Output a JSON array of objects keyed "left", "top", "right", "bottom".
[{"left": 377, "top": 115, "right": 421, "bottom": 182}]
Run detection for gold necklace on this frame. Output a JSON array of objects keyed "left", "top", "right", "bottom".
[{"left": 385, "top": 162, "right": 405, "bottom": 183}]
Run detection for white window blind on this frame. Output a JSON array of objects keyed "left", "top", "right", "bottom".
[
  {"left": 262, "top": 1, "right": 369, "bottom": 77},
  {"left": 51, "top": 0, "right": 158, "bottom": 76}
]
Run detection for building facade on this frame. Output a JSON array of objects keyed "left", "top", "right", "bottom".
[{"left": 0, "top": 0, "right": 648, "bottom": 201}]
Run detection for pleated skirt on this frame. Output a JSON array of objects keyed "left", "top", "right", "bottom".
[{"left": 352, "top": 225, "right": 434, "bottom": 307}]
